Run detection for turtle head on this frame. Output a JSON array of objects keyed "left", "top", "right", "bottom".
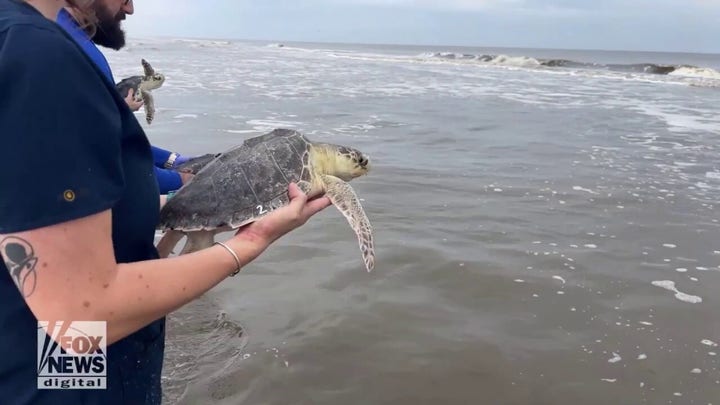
[
  {"left": 313, "top": 144, "right": 370, "bottom": 181},
  {"left": 142, "top": 73, "right": 166, "bottom": 90}
]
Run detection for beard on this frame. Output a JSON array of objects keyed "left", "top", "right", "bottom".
[{"left": 91, "top": 4, "right": 126, "bottom": 50}]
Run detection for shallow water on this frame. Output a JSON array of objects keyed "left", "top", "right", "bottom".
[{"left": 108, "top": 39, "right": 720, "bottom": 404}]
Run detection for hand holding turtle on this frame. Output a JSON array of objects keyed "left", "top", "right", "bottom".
[
  {"left": 233, "top": 183, "right": 332, "bottom": 249},
  {"left": 124, "top": 88, "right": 144, "bottom": 112}
]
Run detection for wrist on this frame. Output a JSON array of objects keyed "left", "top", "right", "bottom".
[
  {"left": 224, "top": 235, "right": 270, "bottom": 270},
  {"left": 164, "top": 152, "right": 179, "bottom": 169}
]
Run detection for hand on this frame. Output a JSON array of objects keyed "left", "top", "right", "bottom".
[
  {"left": 234, "top": 183, "right": 331, "bottom": 248},
  {"left": 125, "top": 89, "right": 144, "bottom": 112}
]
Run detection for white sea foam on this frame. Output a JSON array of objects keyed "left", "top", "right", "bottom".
[
  {"left": 669, "top": 66, "right": 720, "bottom": 80},
  {"left": 573, "top": 186, "right": 598, "bottom": 195},
  {"left": 651, "top": 280, "right": 703, "bottom": 304}
]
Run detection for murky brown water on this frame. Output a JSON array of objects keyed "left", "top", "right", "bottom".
[{"left": 110, "top": 39, "right": 720, "bottom": 404}]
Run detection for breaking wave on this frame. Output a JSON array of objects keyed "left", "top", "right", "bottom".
[
  {"left": 418, "top": 52, "right": 720, "bottom": 80},
  {"left": 419, "top": 52, "right": 541, "bottom": 67}
]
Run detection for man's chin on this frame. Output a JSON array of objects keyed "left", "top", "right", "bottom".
[{"left": 92, "top": 31, "right": 126, "bottom": 50}]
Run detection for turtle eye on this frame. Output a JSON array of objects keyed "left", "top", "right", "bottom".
[{"left": 358, "top": 156, "right": 368, "bottom": 167}]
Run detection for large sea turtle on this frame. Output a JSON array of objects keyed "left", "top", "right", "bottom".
[
  {"left": 156, "top": 129, "right": 375, "bottom": 272},
  {"left": 116, "top": 59, "right": 165, "bottom": 124}
]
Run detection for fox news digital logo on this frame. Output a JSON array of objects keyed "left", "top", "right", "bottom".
[{"left": 37, "top": 321, "right": 107, "bottom": 390}]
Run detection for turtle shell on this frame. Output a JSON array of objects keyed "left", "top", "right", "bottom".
[
  {"left": 159, "top": 129, "right": 314, "bottom": 231},
  {"left": 115, "top": 76, "right": 142, "bottom": 99},
  {"left": 174, "top": 153, "right": 222, "bottom": 175}
]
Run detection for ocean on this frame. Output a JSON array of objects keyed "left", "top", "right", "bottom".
[{"left": 105, "top": 38, "right": 720, "bottom": 404}]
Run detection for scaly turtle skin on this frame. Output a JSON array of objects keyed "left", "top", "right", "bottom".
[
  {"left": 157, "top": 128, "right": 375, "bottom": 272},
  {"left": 116, "top": 59, "right": 165, "bottom": 124}
]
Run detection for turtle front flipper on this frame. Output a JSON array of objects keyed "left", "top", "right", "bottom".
[
  {"left": 142, "top": 89, "right": 155, "bottom": 124},
  {"left": 142, "top": 59, "right": 155, "bottom": 77},
  {"left": 321, "top": 175, "right": 375, "bottom": 272}
]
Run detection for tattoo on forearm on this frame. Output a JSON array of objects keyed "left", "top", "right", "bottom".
[{"left": 0, "top": 236, "right": 39, "bottom": 298}]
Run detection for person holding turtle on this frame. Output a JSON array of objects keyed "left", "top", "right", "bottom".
[
  {"left": 57, "top": 0, "right": 195, "bottom": 194},
  {"left": 0, "top": 0, "right": 332, "bottom": 404}
]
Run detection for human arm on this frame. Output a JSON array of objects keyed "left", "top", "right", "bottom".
[
  {"left": 2, "top": 183, "right": 329, "bottom": 345},
  {"left": 152, "top": 150, "right": 195, "bottom": 193},
  {"left": 151, "top": 146, "right": 186, "bottom": 168},
  {"left": 154, "top": 166, "right": 184, "bottom": 194}
]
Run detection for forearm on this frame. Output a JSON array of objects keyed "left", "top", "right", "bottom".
[
  {"left": 155, "top": 167, "right": 183, "bottom": 194},
  {"left": 22, "top": 235, "right": 266, "bottom": 346},
  {"left": 151, "top": 146, "right": 173, "bottom": 166},
  {"left": 101, "top": 238, "right": 265, "bottom": 344}
]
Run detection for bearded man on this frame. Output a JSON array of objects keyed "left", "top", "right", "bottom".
[{"left": 58, "top": 0, "right": 196, "bottom": 193}]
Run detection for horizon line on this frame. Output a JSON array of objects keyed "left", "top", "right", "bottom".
[{"left": 125, "top": 33, "right": 720, "bottom": 56}]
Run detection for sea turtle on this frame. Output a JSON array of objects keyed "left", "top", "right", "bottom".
[
  {"left": 156, "top": 128, "right": 375, "bottom": 272},
  {"left": 116, "top": 59, "right": 165, "bottom": 124}
]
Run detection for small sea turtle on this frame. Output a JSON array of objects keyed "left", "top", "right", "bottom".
[
  {"left": 116, "top": 59, "right": 165, "bottom": 124},
  {"left": 156, "top": 129, "right": 375, "bottom": 272}
]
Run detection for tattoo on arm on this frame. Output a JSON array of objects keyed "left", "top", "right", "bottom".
[{"left": 0, "top": 236, "right": 39, "bottom": 298}]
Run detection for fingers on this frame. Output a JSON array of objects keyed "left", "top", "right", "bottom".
[
  {"left": 304, "top": 196, "right": 332, "bottom": 217},
  {"left": 284, "top": 183, "right": 331, "bottom": 223}
]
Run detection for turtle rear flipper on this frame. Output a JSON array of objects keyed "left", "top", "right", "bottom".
[
  {"left": 179, "top": 231, "right": 216, "bottom": 255},
  {"left": 142, "top": 89, "right": 155, "bottom": 124},
  {"left": 157, "top": 230, "right": 185, "bottom": 258}
]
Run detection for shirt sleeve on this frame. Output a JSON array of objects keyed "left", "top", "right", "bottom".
[
  {"left": 151, "top": 146, "right": 172, "bottom": 167},
  {"left": 153, "top": 167, "right": 182, "bottom": 194},
  {"left": 0, "top": 24, "right": 125, "bottom": 233}
]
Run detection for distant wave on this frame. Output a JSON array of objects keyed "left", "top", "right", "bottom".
[
  {"left": 419, "top": 52, "right": 541, "bottom": 68},
  {"left": 418, "top": 52, "right": 720, "bottom": 80},
  {"left": 669, "top": 66, "right": 720, "bottom": 80}
]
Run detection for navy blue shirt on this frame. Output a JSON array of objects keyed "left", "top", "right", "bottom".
[{"left": 0, "top": 1, "right": 165, "bottom": 403}]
